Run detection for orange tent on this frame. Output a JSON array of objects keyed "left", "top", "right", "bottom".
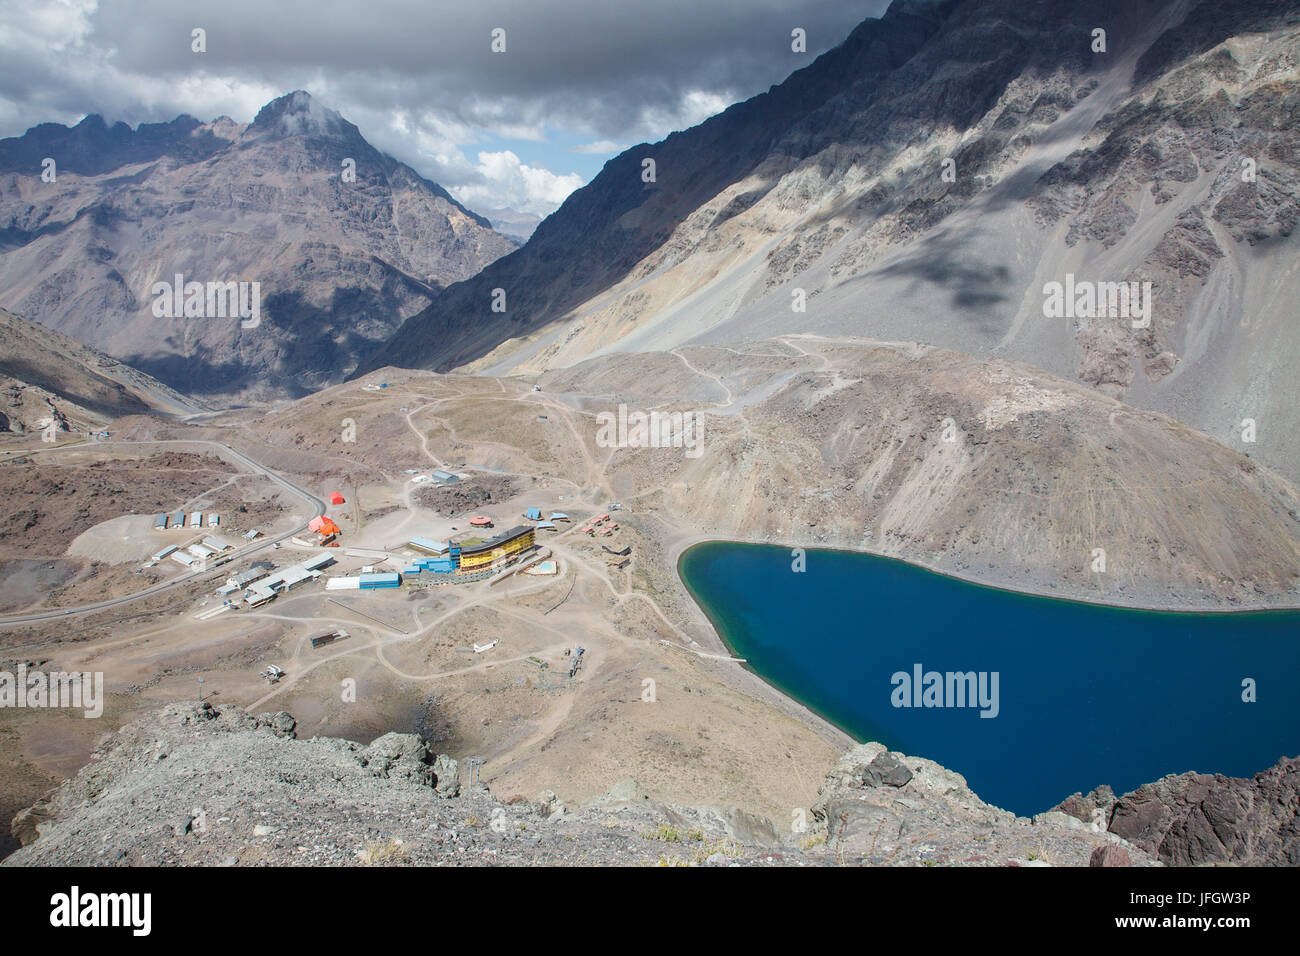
[
  {"left": 329, "top": 492, "right": 346, "bottom": 505},
  {"left": 309, "top": 516, "right": 341, "bottom": 537}
]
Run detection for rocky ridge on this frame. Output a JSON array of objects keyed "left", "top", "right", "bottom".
[
  {"left": 358, "top": 0, "right": 1300, "bottom": 485},
  {"left": 0, "top": 92, "right": 516, "bottom": 399},
  {"left": 5, "top": 703, "right": 1294, "bottom": 866},
  {"left": 1056, "top": 757, "right": 1300, "bottom": 865}
]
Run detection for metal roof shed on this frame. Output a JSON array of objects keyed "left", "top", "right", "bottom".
[{"left": 409, "top": 537, "right": 448, "bottom": 555}]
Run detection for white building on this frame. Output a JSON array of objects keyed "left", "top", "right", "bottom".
[{"left": 244, "top": 552, "right": 335, "bottom": 607}]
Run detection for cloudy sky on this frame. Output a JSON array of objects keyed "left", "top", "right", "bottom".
[{"left": 0, "top": 0, "right": 889, "bottom": 219}]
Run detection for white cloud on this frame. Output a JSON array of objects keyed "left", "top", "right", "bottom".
[
  {"left": 0, "top": 0, "right": 887, "bottom": 214},
  {"left": 446, "top": 150, "right": 584, "bottom": 219},
  {"left": 361, "top": 107, "right": 583, "bottom": 217},
  {"left": 634, "top": 89, "right": 735, "bottom": 142},
  {"left": 570, "top": 139, "right": 623, "bottom": 155}
]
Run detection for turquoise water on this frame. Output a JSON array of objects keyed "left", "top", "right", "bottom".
[{"left": 679, "top": 541, "right": 1300, "bottom": 816}]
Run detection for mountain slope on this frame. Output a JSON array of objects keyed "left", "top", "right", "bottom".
[
  {"left": 357, "top": 0, "right": 1300, "bottom": 483},
  {"left": 0, "top": 306, "right": 201, "bottom": 435},
  {"left": 0, "top": 92, "right": 517, "bottom": 399}
]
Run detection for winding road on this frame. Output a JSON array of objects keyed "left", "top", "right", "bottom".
[{"left": 0, "top": 438, "right": 326, "bottom": 626}]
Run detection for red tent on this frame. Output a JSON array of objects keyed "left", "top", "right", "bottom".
[
  {"left": 308, "top": 516, "right": 341, "bottom": 535},
  {"left": 328, "top": 492, "right": 346, "bottom": 505}
]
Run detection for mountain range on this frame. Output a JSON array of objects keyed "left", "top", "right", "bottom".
[
  {"left": 355, "top": 0, "right": 1300, "bottom": 483},
  {"left": 0, "top": 91, "right": 517, "bottom": 399}
]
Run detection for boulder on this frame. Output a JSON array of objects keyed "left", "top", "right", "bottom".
[
  {"left": 1054, "top": 785, "right": 1116, "bottom": 827},
  {"left": 1089, "top": 845, "right": 1131, "bottom": 867},
  {"left": 861, "top": 752, "right": 914, "bottom": 788},
  {"left": 432, "top": 754, "right": 459, "bottom": 798},
  {"left": 535, "top": 789, "right": 564, "bottom": 815},
  {"left": 360, "top": 733, "right": 435, "bottom": 788},
  {"left": 10, "top": 801, "right": 53, "bottom": 847},
  {"left": 255, "top": 712, "right": 297, "bottom": 738},
  {"left": 585, "top": 778, "right": 649, "bottom": 808}
]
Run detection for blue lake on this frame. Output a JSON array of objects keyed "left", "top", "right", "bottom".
[{"left": 679, "top": 541, "right": 1300, "bottom": 816}]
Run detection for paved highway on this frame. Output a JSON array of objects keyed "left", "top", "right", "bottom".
[{"left": 0, "top": 439, "right": 326, "bottom": 626}]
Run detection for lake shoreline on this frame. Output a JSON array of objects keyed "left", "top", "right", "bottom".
[
  {"left": 673, "top": 538, "right": 1300, "bottom": 817},
  {"left": 670, "top": 534, "right": 1300, "bottom": 618}
]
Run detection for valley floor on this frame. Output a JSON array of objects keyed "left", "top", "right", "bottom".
[{"left": 2, "top": 336, "right": 1298, "bottom": 862}]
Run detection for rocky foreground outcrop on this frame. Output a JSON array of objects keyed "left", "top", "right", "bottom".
[
  {"left": 18, "top": 702, "right": 1280, "bottom": 867},
  {"left": 1055, "top": 758, "right": 1300, "bottom": 866}
]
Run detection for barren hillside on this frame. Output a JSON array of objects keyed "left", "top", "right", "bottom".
[{"left": 358, "top": 0, "right": 1300, "bottom": 487}]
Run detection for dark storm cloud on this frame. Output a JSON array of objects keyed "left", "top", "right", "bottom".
[{"left": 0, "top": 0, "right": 890, "bottom": 213}]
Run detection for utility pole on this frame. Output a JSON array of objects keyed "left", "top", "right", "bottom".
[{"left": 197, "top": 676, "right": 204, "bottom": 704}]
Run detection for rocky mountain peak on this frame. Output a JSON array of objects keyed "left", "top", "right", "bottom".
[
  {"left": 247, "top": 90, "right": 358, "bottom": 144},
  {"left": 0, "top": 92, "right": 518, "bottom": 399}
]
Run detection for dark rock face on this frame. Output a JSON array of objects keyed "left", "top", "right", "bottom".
[
  {"left": 0, "top": 114, "right": 228, "bottom": 177},
  {"left": 860, "top": 752, "right": 915, "bottom": 788},
  {"left": 1089, "top": 845, "right": 1131, "bottom": 867},
  {"left": 1056, "top": 784, "right": 1116, "bottom": 828},
  {"left": 1106, "top": 757, "right": 1300, "bottom": 865},
  {"left": 0, "top": 92, "right": 516, "bottom": 400},
  {"left": 1058, "top": 756, "right": 1300, "bottom": 865}
]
